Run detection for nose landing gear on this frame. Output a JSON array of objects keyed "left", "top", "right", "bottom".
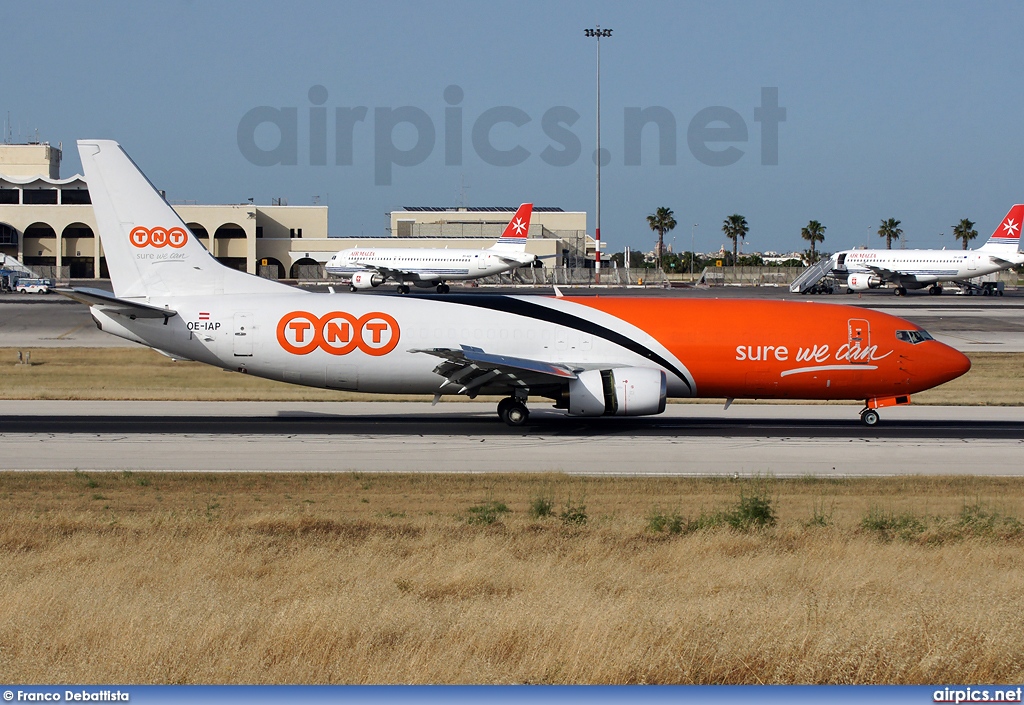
[{"left": 859, "top": 408, "right": 880, "bottom": 426}]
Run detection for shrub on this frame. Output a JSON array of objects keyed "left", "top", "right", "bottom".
[
  {"left": 726, "top": 488, "right": 776, "bottom": 531},
  {"left": 529, "top": 493, "right": 555, "bottom": 519},
  {"left": 646, "top": 508, "right": 686, "bottom": 534},
  {"left": 559, "top": 497, "right": 587, "bottom": 526},
  {"left": 466, "top": 500, "right": 510, "bottom": 526},
  {"left": 861, "top": 506, "right": 926, "bottom": 541},
  {"left": 957, "top": 501, "right": 1023, "bottom": 537}
]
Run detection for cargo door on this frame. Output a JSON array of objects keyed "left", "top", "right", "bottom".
[
  {"left": 233, "top": 312, "right": 254, "bottom": 357},
  {"left": 847, "top": 318, "right": 870, "bottom": 364}
]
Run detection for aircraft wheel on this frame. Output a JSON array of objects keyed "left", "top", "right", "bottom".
[
  {"left": 894, "top": 286, "right": 907, "bottom": 296},
  {"left": 503, "top": 401, "right": 529, "bottom": 427},
  {"left": 860, "top": 409, "right": 880, "bottom": 427},
  {"left": 397, "top": 285, "right": 410, "bottom": 295},
  {"left": 349, "top": 285, "right": 357, "bottom": 292},
  {"left": 437, "top": 284, "right": 450, "bottom": 294},
  {"left": 497, "top": 397, "right": 514, "bottom": 422}
]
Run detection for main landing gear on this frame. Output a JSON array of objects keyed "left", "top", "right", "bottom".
[
  {"left": 497, "top": 396, "right": 530, "bottom": 426},
  {"left": 395, "top": 283, "right": 449, "bottom": 294},
  {"left": 928, "top": 284, "right": 943, "bottom": 296},
  {"left": 893, "top": 286, "right": 908, "bottom": 296}
]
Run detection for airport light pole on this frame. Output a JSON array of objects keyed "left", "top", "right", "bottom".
[
  {"left": 584, "top": 25, "right": 612, "bottom": 282},
  {"left": 691, "top": 223, "right": 698, "bottom": 279}
]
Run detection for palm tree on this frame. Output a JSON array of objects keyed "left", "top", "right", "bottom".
[
  {"left": 646, "top": 207, "right": 677, "bottom": 269},
  {"left": 952, "top": 218, "right": 977, "bottom": 250},
  {"left": 878, "top": 218, "right": 902, "bottom": 250},
  {"left": 722, "top": 214, "right": 749, "bottom": 266},
  {"left": 800, "top": 220, "right": 826, "bottom": 263}
]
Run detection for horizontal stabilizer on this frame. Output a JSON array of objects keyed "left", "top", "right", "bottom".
[{"left": 56, "top": 287, "right": 178, "bottom": 320}]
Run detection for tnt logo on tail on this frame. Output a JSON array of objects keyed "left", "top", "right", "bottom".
[
  {"left": 130, "top": 226, "right": 189, "bottom": 249},
  {"left": 982, "top": 204, "right": 1024, "bottom": 251}
]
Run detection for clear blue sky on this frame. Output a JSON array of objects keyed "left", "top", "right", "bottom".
[{"left": 5, "top": 0, "right": 1023, "bottom": 255}]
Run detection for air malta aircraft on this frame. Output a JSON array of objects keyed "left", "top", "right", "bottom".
[
  {"left": 836, "top": 205, "right": 1024, "bottom": 296},
  {"left": 62, "top": 140, "right": 970, "bottom": 426},
  {"left": 325, "top": 204, "right": 540, "bottom": 294}
]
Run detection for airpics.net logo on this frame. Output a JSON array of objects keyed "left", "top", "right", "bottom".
[{"left": 237, "top": 85, "right": 786, "bottom": 185}]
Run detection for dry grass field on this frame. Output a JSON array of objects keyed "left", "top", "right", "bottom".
[
  {"left": 2, "top": 347, "right": 1022, "bottom": 404},
  {"left": 2, "top": 472, "right": 1023, "bottom": 684}
]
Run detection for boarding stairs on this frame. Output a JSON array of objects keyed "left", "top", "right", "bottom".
[{"left": 789, "top": 257, "right": 834, "bottom": 293}]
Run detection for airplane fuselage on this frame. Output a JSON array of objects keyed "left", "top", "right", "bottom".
[
  {"left": 326, "top": 248, "right": 534, "bottom": 283},
  {"left": 837, "top": 248, "right": 1023, "bottom": 288},
  {"left": 93, "top": 292, "right": 968, "bottom": 403}
]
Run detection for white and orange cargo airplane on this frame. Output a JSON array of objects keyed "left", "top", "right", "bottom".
[
  {"left": 61, "top": 140, "right": 971, "bottom": 426},
  {"left": 836, "top": 205, "right": 1024, "bottom": 296},
  {"left": 325, "top": 203, "right": 539, "bottom": 294}
]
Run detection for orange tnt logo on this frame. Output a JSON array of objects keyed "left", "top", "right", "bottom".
[
  {"left": 130, "top": 226, "right": 188, "bottom": 249},
  {"left": 277, "top": 311, "right": 400, "bottom": 356}
]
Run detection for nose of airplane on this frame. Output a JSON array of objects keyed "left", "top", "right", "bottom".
[{"left": 925, "top": 341, "right": 971, "bottom": 388}]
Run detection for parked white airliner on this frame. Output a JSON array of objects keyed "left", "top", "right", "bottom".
[
  {"left": 60, "top": 140, "right": 970, "bottom": 427},
  {"left": 834, "top": 205, "right": 1024, "bottom": 295},
  {"left": 325, "top": 203, "right": 539, "bottom": 294}
]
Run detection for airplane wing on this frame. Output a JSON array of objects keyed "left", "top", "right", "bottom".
[
  {"left": 411, "top": 344, "right": 577, "bottom": 396},
  {"left": 56, "top": 287, "right": 178, "bottom": 320},
  {"left": 348, "top": 261, "right": 439, "bottom": 283},
  {"left": 863, "top": 264, "right": 903, "bottom": 282}
]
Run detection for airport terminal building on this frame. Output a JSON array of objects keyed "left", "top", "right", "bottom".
[{"left": 0, "top": 143, "right": 590, "bottom": 281}]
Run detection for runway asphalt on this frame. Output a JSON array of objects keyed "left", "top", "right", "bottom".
[{"left": 2, "top": 401, "right": 1022, "bottom": 475}]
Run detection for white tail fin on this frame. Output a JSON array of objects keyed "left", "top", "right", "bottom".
[
  {"left": 488, "top": 203, "right": 533, "bottom": 253},
  {"left": 979, "top": 204, "right": 1024, "bottom": 253},
  {"left": 78, "top": 140, "right": 289, "bottom": 299}
]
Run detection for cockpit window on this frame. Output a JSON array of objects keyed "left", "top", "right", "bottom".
[{"left": 895, "top": 329, "right": 933, "bottom": 344}]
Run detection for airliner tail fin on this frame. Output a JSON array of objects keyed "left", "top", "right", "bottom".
[
  {"left": 489, "top": 203, "right": 533, "bottom": 253},
  {"left": 979, "top": 204, "right": 1024, "bottom": 253},
  {"left": 78, "top": 139, "right": 288, "bottom": 299}
]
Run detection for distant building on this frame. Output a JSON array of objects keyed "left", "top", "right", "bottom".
[
  {"left": 1, "top": 143, "right": 595, "bottom": 280},
  {"left": 0, "top": 142, "right": 332, "bottom": 279}
]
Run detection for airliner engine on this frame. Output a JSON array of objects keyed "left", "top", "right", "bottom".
[
  {"left": 350, "top": 271, "right": 385, "bottom": 289},
  {"left": 567, "top": 368, "right": 667, "bottom": 417},
  {"left": 847, "top": 273, "right": 883, "bottom": 291}
]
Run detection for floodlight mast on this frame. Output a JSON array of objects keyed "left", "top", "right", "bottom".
[{"left": 584, "top": 26, "right": 612, "bottom": 282}]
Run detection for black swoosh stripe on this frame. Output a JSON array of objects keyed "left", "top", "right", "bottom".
[{"left": 434, "top": 295, "right": 692, "bottom": 394}]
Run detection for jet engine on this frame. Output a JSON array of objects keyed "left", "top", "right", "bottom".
[
  {"left": 847, "top": 273, "right": 882, "bottom": 291},
  {"left": 350, "top": 271, "right": 385, "bottom": 289},
  {"left": 566, "top": 367, "right": 667, "bottom": 417}
]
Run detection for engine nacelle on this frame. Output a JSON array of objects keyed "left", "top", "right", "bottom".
[
  {"left": 350, "top": 271, "right": 385, "bottom": 289},
  {"left": 847, "top": 273, "right": 882, "bottom": 291},
  {"left": 567, "top": 367, "right": 667, "bottom": 417}
]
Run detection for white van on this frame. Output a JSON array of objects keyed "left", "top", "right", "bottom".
[{"left": 15, "top": 278, "right": 53, "bottom": 294}]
